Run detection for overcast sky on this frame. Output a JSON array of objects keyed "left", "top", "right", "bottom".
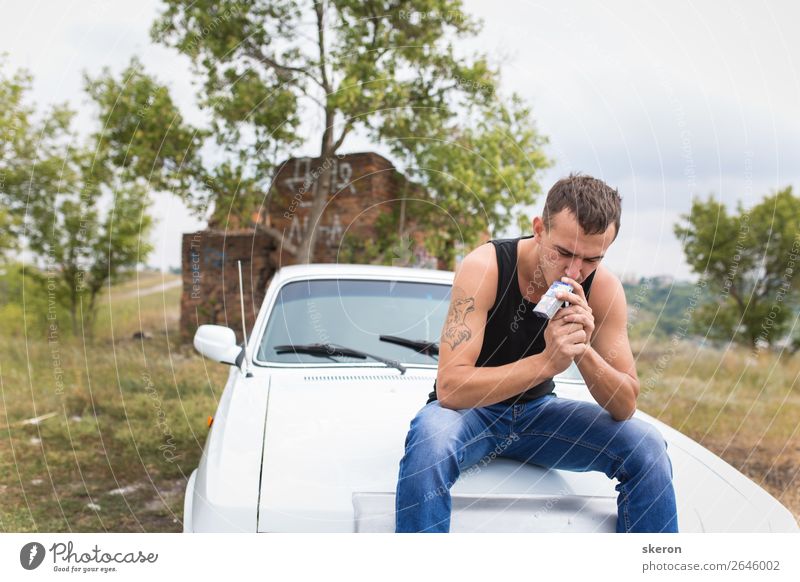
[{"left": 3, "top": 0, "right": 799, "bottom": 280}]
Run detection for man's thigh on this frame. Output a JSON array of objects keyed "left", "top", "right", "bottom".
[
  {"left": 502, "top": 395, "right": 665, "bottom": 475},
  {"left": 405, "top": 401, "right": 512, "bottom": 469}
]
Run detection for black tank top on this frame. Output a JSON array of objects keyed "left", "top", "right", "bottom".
[{"left": 427, "top": 235, "right": 596, "bottom": 406}]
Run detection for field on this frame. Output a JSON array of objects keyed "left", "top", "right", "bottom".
[
  {"left": 0, "top": 271, "right": 227, "bottom": 532},
  {"left": 1, "top": 272, "right": 798, "bottom": 531},
  {"left": 633, "top": 337, "right": 800, "bottom": 521}
]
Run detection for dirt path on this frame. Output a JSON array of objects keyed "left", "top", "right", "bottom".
[{"left": 114, "top": 279, "right": 182, "bottom": 300}]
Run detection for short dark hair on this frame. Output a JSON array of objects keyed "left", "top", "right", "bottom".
[{"left": 542, "top": 173, "right": 622, "bottom": 238}]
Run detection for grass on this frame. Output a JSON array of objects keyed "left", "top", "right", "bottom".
[
  {"left": 1, "top": 272, "right": 798, "bottom": 531},
  {"left": 633, "top": 337, "right": 800, "bottom": 521},
  {"left": 0, "top": 272, "right": 228, "bottom": 532}
]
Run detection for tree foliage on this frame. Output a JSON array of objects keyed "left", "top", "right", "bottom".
[
  {"left": 0, "top": 58, "right": 75, "bottom": 255},
  {"left": 0, "top": 59, "right": 154, "bottom": 336},
  {"left": 674, "top": 188, "right": 800, "bottom": 347},
  {"left": 150, "top": 0, "right": 550, "bottom": 264}
]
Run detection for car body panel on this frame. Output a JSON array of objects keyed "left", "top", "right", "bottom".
[
  {"left": 254, "top": 368, "right": 798, "bottom": 532},
  {"left": 187, "top": 369, "right": 270, "bottom": 532},
  {"left": 185, "top": 263, "right": 799, "bottom": 533}
]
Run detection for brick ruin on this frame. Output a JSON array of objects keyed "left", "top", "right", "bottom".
[{"left": 180, "top": 152, "right": 442, "bottom": 342}]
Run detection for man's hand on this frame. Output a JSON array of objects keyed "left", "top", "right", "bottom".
[
  {"left": 542, "top": 314, "right": 587, "bottom": 376},
  {"left": 552, "top": 276, "right": 595, "bottom": 347}
]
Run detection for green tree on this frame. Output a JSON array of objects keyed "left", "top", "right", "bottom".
[
  {"left": 151, "top": 0, "right": 550, "bottom": 265},
  {"left": 1, "top": 59, "right": 155, "bottom": 336},
  {"left": 674, "top": 188, "right": 800, "bottom": 347},
  {"left": 26, "top": 174, "right": 154, "bottom": 335},
  {"left": 84, "top": 57, "right": 208, "bottom": 212},
  {"left": 84, "top": 58, "right": 264, "bottom": 228},
  {"left": 0, "top": 57, "right": 75, "bottom": 256}
]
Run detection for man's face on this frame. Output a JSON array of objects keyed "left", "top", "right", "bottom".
[{"left": 532, "top": 209, "right": 616, "bottom": 285}]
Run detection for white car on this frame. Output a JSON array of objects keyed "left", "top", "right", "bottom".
[{"left": 184, "top": 263, "right": 798, "bottom": 533}]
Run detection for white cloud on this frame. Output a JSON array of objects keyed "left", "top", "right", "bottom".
[{"left": 3, "top": 0, "right": 798, "bottom": 277}]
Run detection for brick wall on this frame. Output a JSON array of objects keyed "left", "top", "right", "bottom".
[
  {"left": 259, "top": 151, "right": 409, "bottom": 262},
  {"left": 180, "top": 229, "right": 277, "bottom": 343},
  {"left": 180, "top": 152, "right": 442, "bottom": 342}
]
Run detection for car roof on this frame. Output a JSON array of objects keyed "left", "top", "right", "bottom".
[{"left": 272, "top": 263, "right": 455, "bottom": 285}]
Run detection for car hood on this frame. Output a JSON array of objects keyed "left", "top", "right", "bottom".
[{"left": 256, "top": 369, "right": 798, "bottom": 533}]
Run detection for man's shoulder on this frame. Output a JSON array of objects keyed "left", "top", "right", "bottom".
[
  {"left": 460, "top": 241, "right": 498, "bottom": 271},
  {"left": 591, "top": 263, "right": 621, "bottom": 285},
  {"left": 588, "top": 264, "right": 626, "bottom": 315},
  {"left": 453, "top": 242, "right": 499, "bottom": 306}
]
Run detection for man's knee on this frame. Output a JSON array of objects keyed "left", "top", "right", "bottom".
[
  {"left": 618, "top": 419, "right": 672, "bottom": 476},
  {"left": 404, "top": 402, "right": 463, "bottom": 459}
]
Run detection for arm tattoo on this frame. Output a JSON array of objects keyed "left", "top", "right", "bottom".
[{"left": 443, "top": 286, "right": 475, "bottom": 350}]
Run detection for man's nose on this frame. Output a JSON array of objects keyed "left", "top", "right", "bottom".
[{"left": 565, "top": 259, "right": 582, "bottom": 280}]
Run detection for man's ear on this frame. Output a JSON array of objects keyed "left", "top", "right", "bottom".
[{"left": 532, "top": 216, "right": 545, "bottom": 238}]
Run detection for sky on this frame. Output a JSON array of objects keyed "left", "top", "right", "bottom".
[{"left": 2, "top": 0, "right": 799, "bottom": 280}]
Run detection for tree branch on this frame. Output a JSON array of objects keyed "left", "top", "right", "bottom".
[
  {"left": 332, "top": 120, "right": 352, "bottom": 152},
  {"left": 256, "top": 223, "right": 299, "bottom": 256},
  {"left": 244, "top": 47, "right": 322, "bottom": 88},
  {"left": 315, "top": 0, "right": 331, "bottom": 94}
]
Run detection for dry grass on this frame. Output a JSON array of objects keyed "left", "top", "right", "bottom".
[
  {"left": 0, "top": 277, "right": 227, "bottom": 532},
  {"left": 1, "top": 276, "right": 798, "bottom": 530},
  {"left": 633, "top": 338, "right": 800, "bottom": 523}
]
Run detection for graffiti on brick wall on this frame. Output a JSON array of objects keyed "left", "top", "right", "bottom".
[
  {"left": 282, "top": 157, "right": 353, "bottom": 247},
  {"left": 202, "top": 247, "right": 225, "bottom": 270},
  {"left": 283, "top": 157, "right": 356, "bottom": 198},
  {"left": 287, "top": 213, "right": 344, "bottom": 247}
]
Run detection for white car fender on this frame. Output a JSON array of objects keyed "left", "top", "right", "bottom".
[{"left": 189, "top": 370, "right": 271, "bottom": 532}]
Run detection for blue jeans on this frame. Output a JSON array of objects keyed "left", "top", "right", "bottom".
[{"left": 395, "top": 394, "right": 678, "bottom": 532}]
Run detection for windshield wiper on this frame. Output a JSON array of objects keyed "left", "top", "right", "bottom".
[
  {"left": 379, "top": 335, "right": 439, "bottom": 358},
  {"left": 273, "top": 343, "right": 407, "bottom": 374}
]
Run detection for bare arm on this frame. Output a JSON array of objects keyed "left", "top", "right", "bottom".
[
  {"left": 558, "top": 268, "right": 639, "bottom": 421},
  {"left": 435, "top": 246, "right": 560, "bottom": 409}
]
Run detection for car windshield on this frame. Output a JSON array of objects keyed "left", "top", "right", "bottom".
[
  {"left": 257, "top": 279, "right": 451, "bottom": 366},
  {"left": 556, "top": 361, "right": 585, "bottom": 382}
]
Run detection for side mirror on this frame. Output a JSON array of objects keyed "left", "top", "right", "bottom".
[{"left": 194, "top": 325, "right": 243, "bottom": 366}]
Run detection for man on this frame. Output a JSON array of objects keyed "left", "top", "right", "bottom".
[{"left": 395, "top": 174, "right": 678, "bottom": 533}]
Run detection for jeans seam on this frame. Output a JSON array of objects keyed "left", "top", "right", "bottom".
[
  {"left": 622, "top": 489, "right": 632, "bottom": 532},
  {"left": 516, "top": 430, "right": 628, "bottom": 465},
  {"left": 458, "top": 433, "right": 505, "bottom": 464}
]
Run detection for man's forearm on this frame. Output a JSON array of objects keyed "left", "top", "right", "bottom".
[
  {"left": 437, "top": 353, "right": 554, "bottom": 409},
  {"left": 576, "top": 347, "right": 639, "bottom": 421}
]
